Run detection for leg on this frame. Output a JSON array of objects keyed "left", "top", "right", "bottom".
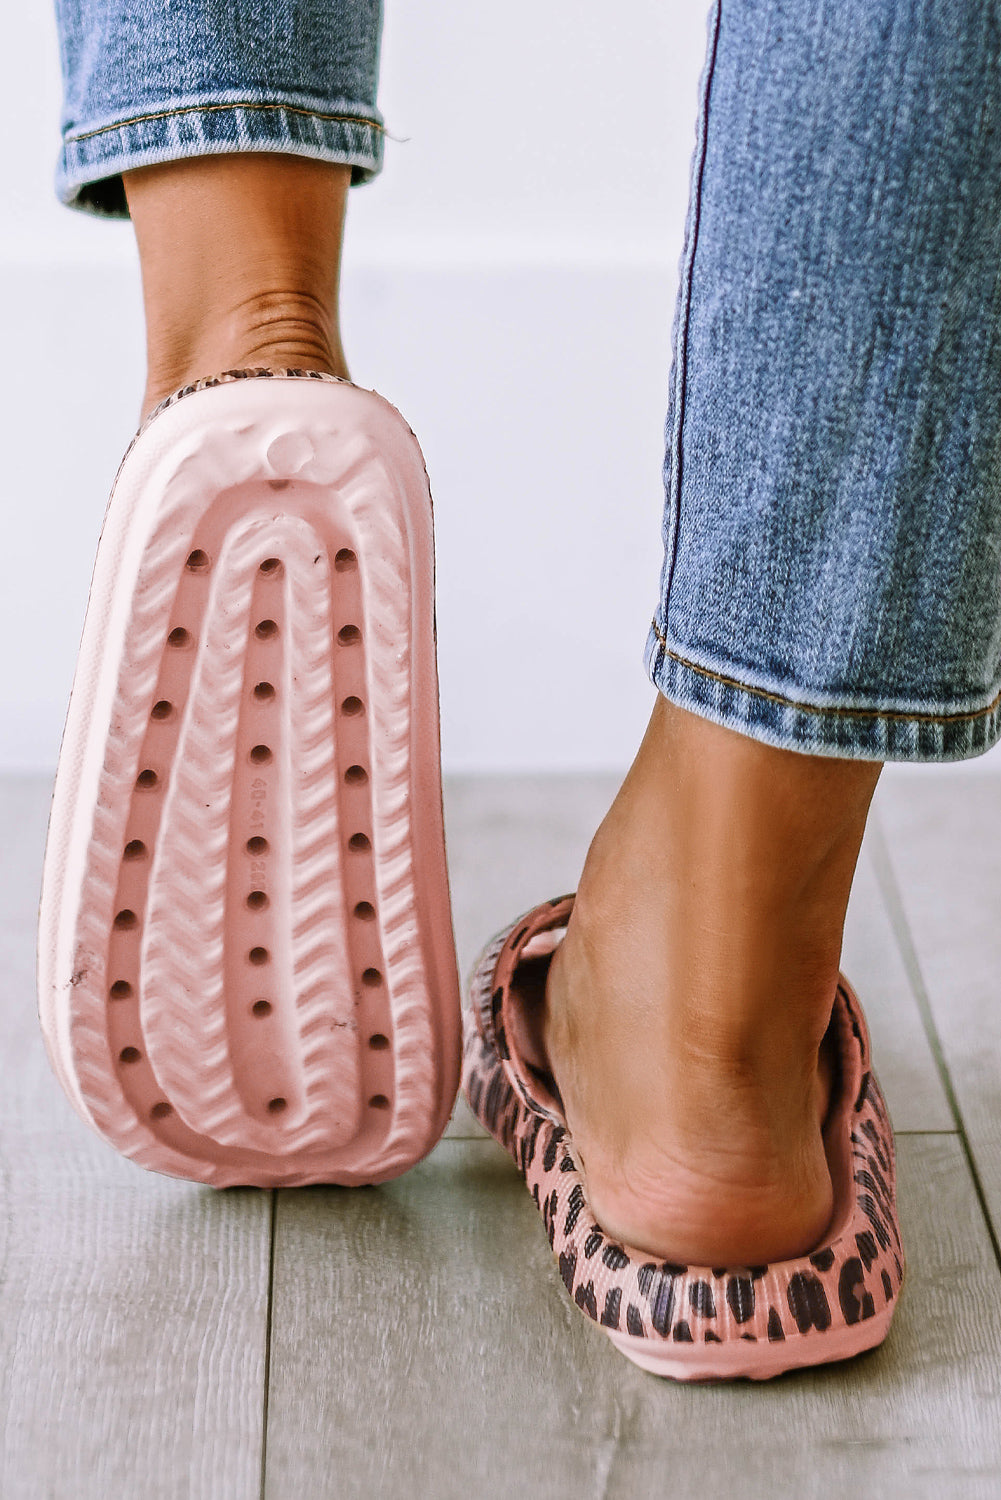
[
  {"left": 53, "top": 0, "right": 385, "bottom": 416},
  {"left": 126, "top": 154, "right": 351, "bottom": 419},
  {"left": 547, "top": 0, "right": 1001, "bottom": 1267},
  {"left": 545, "top": 695, "right": 880, "bottom": 1264}
]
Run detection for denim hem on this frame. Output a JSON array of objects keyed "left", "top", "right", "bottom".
[
  {"left": 643, "top": 621, "right": 1001, "bottom": 763},
  {"left": 57, "top": 97, "right": 385, "bottom": 217}
]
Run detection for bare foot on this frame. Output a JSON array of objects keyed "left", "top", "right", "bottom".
[{"left": 539, "top": 694, "right": 881, "bottom": 1266}]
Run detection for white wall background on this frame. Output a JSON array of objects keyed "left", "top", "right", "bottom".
[{"left": 3, "top": 2, "right": 993, "bottom": 781}]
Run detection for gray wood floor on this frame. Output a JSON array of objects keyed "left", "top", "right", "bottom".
[{"left": 2, "top": 769, "right": 1000, "bottom": 1499}]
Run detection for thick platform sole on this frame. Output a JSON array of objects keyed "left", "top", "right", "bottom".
[
  {"left": 37, "top": 375, "right": 460, "bottom": 1187},
  {"left": 605, "top": 1301, "right": 896, "bottom": 1380}
]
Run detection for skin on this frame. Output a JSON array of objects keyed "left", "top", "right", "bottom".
[
  {"left": 543, "top": 693, "right": 882, "bottom": 1264},
  {"left": 124, "top": 153, "right": 352, "bottom": 419},
  {"left": 123, "top": 152, "right": 885, "bottom": 1264}
]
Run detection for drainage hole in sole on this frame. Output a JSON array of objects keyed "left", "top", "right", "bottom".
[
  {"left": 247, "top": 890, "right": 269, "bottom": 911},
  {"left": 250, "top": 744, "right": 273, "bottom": 765},
  {"left": 338, "top": 624, "right": 361, "bottom": 645},
  {"left": 252, "top": 999, "right": 273, "bottom": 1018},
  {"left": 109, "top": 980, "right": 133, "bottom": 1000},
  {"left": 249, "top": 946, "right": 270, "bottom": 966},
  {"left": 362, "top": 967, "right": 382, "bottom": 987},
  {"left": 344, "top": 764, "right": 368, "bottom": 786},
  {"left": 119, "top": 1046, "right": 141, "bottom": 1065},
  {"left": 368, "top": 1033, "right": 390, "bottom": 1051},
  {"left": 114, "top": 909, "right": 138, "bottom": 930},
  {"left": 123, "top": 839, "right": 147, "bottom": 861},
  {"left": 368, "top": 1094, "right": 390, "bottom": 1110},
  {"left": 150, "top": 1101, "right": 173, "bottom": 1120},
  {"left": 341, "top": 696, "right": 365, "bottom": 717},
  {"left": 185, "top": 549, "right": 210, "bottom": 571},
  {"left": 150, "top": 699, "right": 173, "bottom": 720},
  {"left": 135, "top": 769, "right": 159, "bottom": 790},
  {"left": 253, "top": 681, "right": 276, "bottom": 701},
  {"left": 255, "top": 619, "right": 279, "bottom": 640},
  {"left": 348, "top": 832, "right": 371, "bottom": 852},
  {"left": 167, "top": 627, "right": 192, "bottom": 648},
  {"left": 246, "top": 836, "right": 269, "bottom": 856},
  {"left": 354, "top": 900, "right": 376, "bottom": 921},
  {"left": 334, "top": 548, "right": 357, "bottom": 572},
  {"left": 267, "top": 1096, "right": 287, "bottom": 1114}
]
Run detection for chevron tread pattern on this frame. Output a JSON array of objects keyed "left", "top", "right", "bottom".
[{"left": 39, "top": 375, "right": 459, "bottom": 1187}]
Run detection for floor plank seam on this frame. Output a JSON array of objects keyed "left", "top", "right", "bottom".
[
  {"left": 870, "top": 810, "right": 1001, "bottom": 1274},
  {"left": 260, "top": 1189, "right": 278, "bottom": 1500}
]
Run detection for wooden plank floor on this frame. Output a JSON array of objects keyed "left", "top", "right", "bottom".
[{"left": 2, "top": 769, "right": 1000, "bottom": 1498}]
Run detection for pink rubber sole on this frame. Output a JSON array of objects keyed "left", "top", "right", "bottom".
[
  {"left": 605, "top": 1303, "right": 896, "bottom": 1380},
  {"left": 38, "top": 375, "right": 460, "bottom": 1186}
]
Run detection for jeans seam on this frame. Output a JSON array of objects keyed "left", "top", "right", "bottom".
[
  {"left": 661, "top": 0, "right": 722, "bottom": 637},
  {"left": 650, "top": 618, "right": 1001, "bottom": 725},
  {"left": 65, "top": 100, "right": 385, "bottom": 145}
]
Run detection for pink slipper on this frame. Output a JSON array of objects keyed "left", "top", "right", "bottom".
[
  {"left": 462, "top": 894, "right": 906, "bottom": 1380},
  {"left": 38, "top": 369, "right": 460, "bottom": 1187}
]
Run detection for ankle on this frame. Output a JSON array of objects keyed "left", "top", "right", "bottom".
[
  {"left": 562, "top": 835, "right": 842, "bottom": 1071},
  {"left": 546, "top": 907, "right": 835, "bottom": 1151},
  {"left": 548, "top": 935, "right": 838, "bottom": 1263},
  {"left": 140, "top": 289, "right": 348, "bottom": 417}
]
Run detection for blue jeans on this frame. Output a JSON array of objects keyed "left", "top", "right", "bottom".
[
  {"left": 55, "top": 0, "right": 1001, "bottom": 761},
  {"left": 54, "top": 0, "right": 384, "bottom": 216}
]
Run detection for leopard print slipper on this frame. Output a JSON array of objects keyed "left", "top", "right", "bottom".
[
  {"left": 462, "top": 895, "right": 906, "bottom": 1381},
  {"left": 38, "top": 369, "right": 460, "bottom": 1187}
]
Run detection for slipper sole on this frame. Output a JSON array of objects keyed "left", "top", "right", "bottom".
[
  {"left": 37, "top": 372, "right": 460, "bottom": 1187},
  {"left": 604, "top": 1304, "right": 895, "bottom": 1380}
]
